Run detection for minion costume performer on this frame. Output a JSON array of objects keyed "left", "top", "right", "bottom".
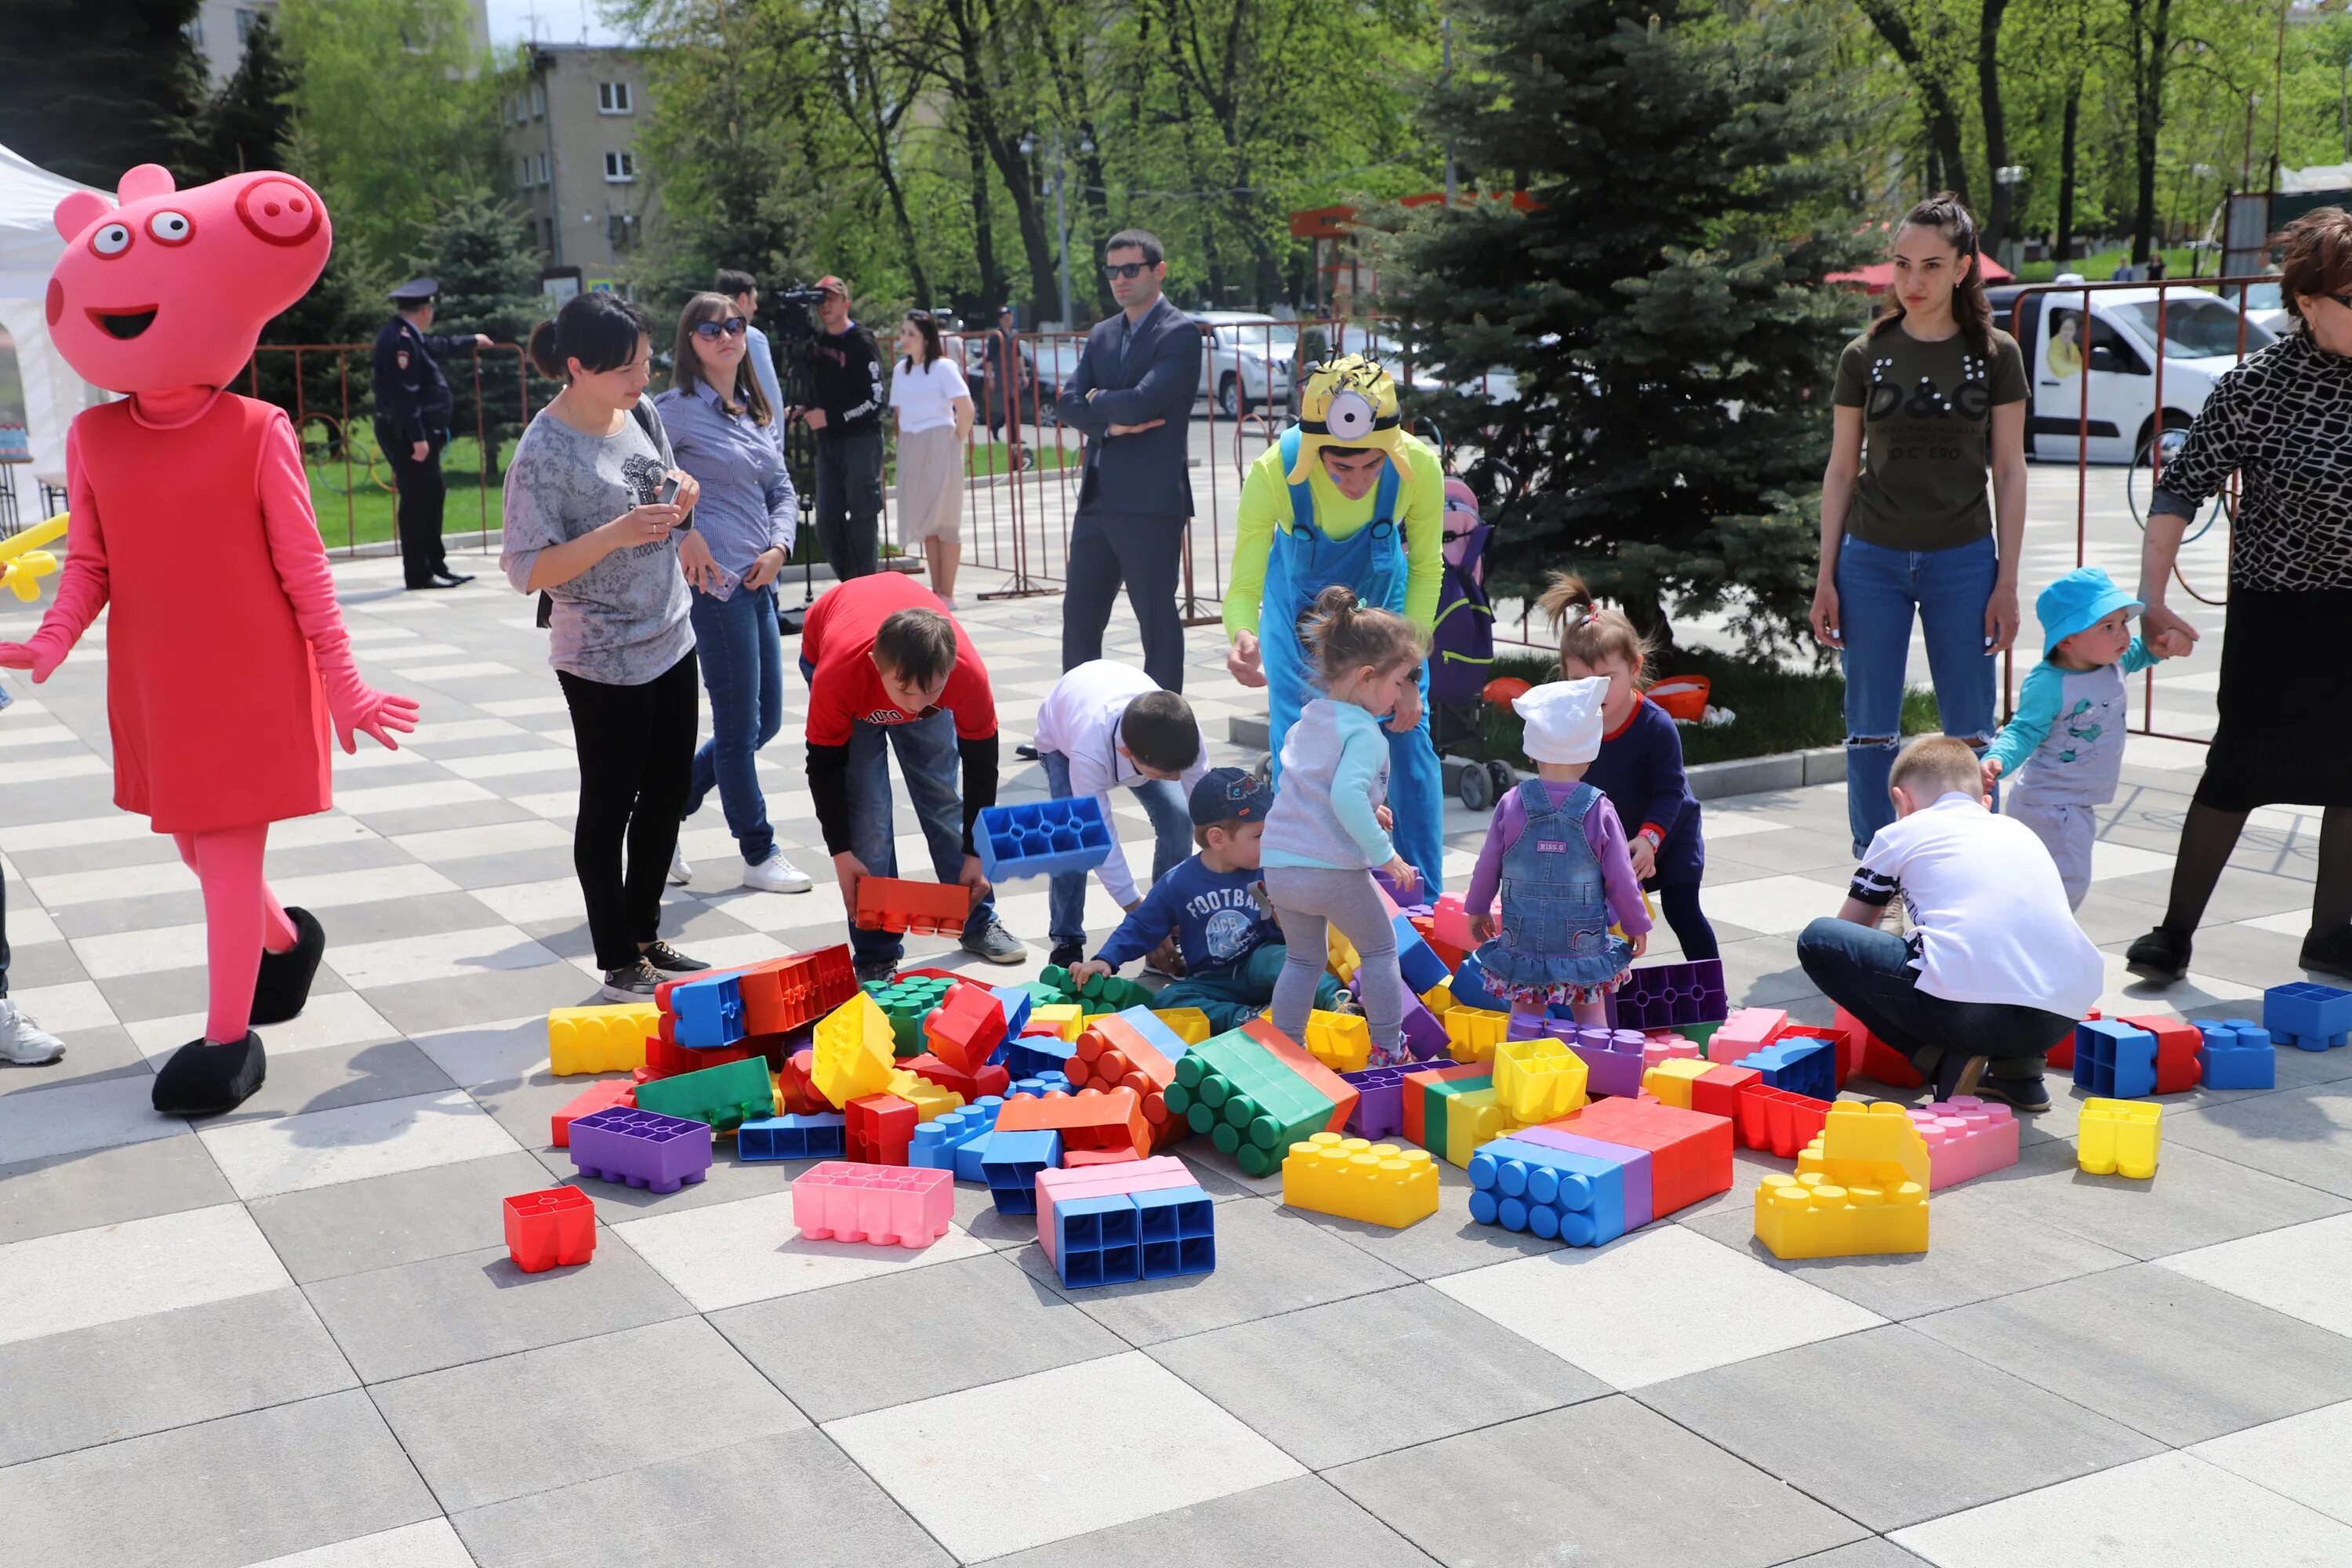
[{"left": 1225, "top": 356, "right": 1445, "bottom": 890}]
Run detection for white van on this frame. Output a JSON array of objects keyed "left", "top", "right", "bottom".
[{"left": 1998, "top": 277, "right": 2278, "bottom": 465}]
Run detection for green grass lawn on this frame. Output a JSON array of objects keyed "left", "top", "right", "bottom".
[
  {"left": 2013, "top": 245, "right": 2205, "bottom": 284},
  {"left": 1481, "top": 647, "right": 1940, "bottom": 768}
]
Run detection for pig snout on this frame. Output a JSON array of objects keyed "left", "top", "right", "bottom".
[{"left": 235, "top": 177, "right": 325, "bottom": 248}]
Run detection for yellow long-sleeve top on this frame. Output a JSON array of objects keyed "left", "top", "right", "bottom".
[{"left": 1223, "top": 430, "right": 1446, "bottom": 641}]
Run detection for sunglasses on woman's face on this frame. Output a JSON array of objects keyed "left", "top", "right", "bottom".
[
  {"left": 1103, "top": 261, "right": 1152, "bottom": 281},
  {"left": 692, "top": 317, "right": 749, "bottom": 340}
]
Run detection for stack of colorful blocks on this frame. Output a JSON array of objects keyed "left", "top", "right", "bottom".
[
  {"left": 1036, "top": 1156, "right": 1215, "bottom": 1287},
  {"left": 1755, "top": 1102, "right": 1930, "bottom": 1258}
]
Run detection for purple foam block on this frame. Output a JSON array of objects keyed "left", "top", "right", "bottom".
[
  {"left": 1347, "top": 966, "right": 1453, "bottom": 1065},
  {"left": 1512, "top": 1124, "right": 1653, "bottom": 1229},
  {"left": 568, "top": 1105, "right": 714, "bottom": 1194},
  {"left": 1339, "top": 1063, "right": 1415, "bottom": 1139},
  {"left": 1570, "top": 1026, "right": 1646, "bottom": 1098}
]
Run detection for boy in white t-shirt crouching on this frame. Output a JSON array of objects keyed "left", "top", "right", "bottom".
[{"left": 1796, "top": 735, "right": 2103, "bottom": 1112}]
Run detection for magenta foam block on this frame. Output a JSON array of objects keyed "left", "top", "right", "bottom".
[
  {"left": 791, "top": 1160, "right": 954, "bottom": 1247},
  {"left": 1907, "top": 1096, "right": 2020, "bottom": 1189}
]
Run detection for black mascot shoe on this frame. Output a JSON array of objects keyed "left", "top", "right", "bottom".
[
  {"left": 249, "top": 906, "right": 325, "bottom": 1026},
  {"left": 152, "top": 1032, "right": 268, "bottom": 1117}
]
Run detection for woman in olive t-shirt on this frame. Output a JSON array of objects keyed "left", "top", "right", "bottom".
[{"left": 1812, "top": 194, "right": 2029, "bottom": 855}]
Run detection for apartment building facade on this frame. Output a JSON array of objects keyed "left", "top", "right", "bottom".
[{"left": 502, "top": 44, "right": 659, "bottom": 289}]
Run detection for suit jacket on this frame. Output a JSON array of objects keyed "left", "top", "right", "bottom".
[{"left": 1055, "top": 296, "right": 1202, "bottom": 519}]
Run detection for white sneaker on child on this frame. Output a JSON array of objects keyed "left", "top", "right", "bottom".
[
  {"left": 668, "top": 845, "right": 692, "bottom": 887},
  {"left": 0, "top": 999, "right": 66, "bottom": 1065}
]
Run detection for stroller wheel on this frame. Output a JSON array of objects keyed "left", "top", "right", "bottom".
[
  {"left": 1458, "top": 764, "right": 1492, "bottom": 811},
  {"left": 1486, "top": 760, "right": 1517, "bottom": 800}
]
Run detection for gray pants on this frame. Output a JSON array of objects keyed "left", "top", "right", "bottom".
[
  {"left": 1062, "top": 505, "right": 1187, "bottom": 691},
  {"left": 1265, "top": 865, "right": 1401, "bottom": 1058},
  {"left": 2005, "top": 790, "right": 2092, "bottom": 909}
]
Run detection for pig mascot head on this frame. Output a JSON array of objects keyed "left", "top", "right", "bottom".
[{"left": 46, "top": 164, "right": 332, "bottom": 393}]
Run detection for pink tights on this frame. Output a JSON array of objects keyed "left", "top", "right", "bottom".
[{"left": 172, "top": 824, "right": 298, "bottom": 1044}]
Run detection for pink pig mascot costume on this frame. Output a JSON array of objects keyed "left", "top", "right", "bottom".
[{"left": 0, "top": 165, "right": 419, "bottom": 1116}]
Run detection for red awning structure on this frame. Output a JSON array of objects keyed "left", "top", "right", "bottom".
[{"left": 1828, "top": 256, "right": 2015, "bottom": 292}]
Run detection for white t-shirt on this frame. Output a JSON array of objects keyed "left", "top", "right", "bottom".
[
  {"left": 1033, "top": 659, "right": 1210, "bottom": 906},
  {"left": 1849, "top": 792, "right": 2103, "bottom": 1015},
  {"left": 889, "top": 355, "right": 971, "bottom": 434}
]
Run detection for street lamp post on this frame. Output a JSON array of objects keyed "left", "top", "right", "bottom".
[{"left": 1992, "top": 165, "right": 2027, "bottom": 274}]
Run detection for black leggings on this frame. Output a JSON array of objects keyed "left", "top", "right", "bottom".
[
  {"left": 559, "top": 651, "right": 699, "bottom": 971},
  {"left": 1653, "top": 882, "right": 1719, "bottom": 962}
]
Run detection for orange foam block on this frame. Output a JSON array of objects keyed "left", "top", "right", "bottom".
[{"left": 993, "top": 1085, "right": 1151, "bottom": 1156}]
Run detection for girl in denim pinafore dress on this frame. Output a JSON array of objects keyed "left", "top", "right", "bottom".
[{"left": 1466, "top": 678, "right": 1652, "bottom": 1025}]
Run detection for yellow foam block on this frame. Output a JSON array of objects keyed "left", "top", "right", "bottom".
[
  {"left": 1327, "top": 926, "right": 1360, "bottom": 985},
  {"left": 1446, "top": 1005, "right": 1510, "bottom": 1064},
  {"left": 812, "top": 993, "right": 895, "bottom": 1107},
  {"left": 1642, "top": 1058, "right": 1715, "bottom": 1109},
  {"left": 1814, "top": 1102, "right": 1932, "bottom": 1191},
  {"left": 1443, "top": 1087, "right": 1520, "bottom": 1168},
  {"left": 1304, "top": 1010, "right": 1372, "bottom": 1072},
  {"left": 1029, "top": 1004, "right": 1085, "bottom": 1041},
  {"left": 1283, "top": 1131, "right": 1439, "bottom": 1227},
  {"left": 1493, "top": 1036, "right": 1588, "bottom": 1123},
  {"left": 547, "top": 1004, "right": 656, "bottom": 1076},
  {"left": 888, "top": 1068, "right": 964, "bottom": 1123},
  {"left": 1152, "top": 1007, "right": 1214, "bottom": 1046},
  {"left": 1420, "top": 982, "right": 1456, "bottom": 1017},
  {"left": 1754, "top": 1172, "right": 1927, "bottom": 1258},
  {"left": 2078, "top": 1098, "right": 2161, "bottom": 1178}
]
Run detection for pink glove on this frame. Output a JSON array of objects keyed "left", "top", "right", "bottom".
[
  {"left": 0, "top": 630, "right": 71, "bottom": 683},
  {"left": 319, "top": 666, "right": 420, "bottom": 754}
]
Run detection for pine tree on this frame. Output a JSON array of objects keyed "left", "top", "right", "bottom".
[
  {"left": 0, "top": 0, "right": 211, "bottom": 186},
  {"left": 203, "top": 13, "right": 296, "bottom": 176},
  {"left": 1381, "top": 0, "right": 1877, "bottom": 655},
  {"left": 408, "top": 191, "right": 547, "bottom": 472}
]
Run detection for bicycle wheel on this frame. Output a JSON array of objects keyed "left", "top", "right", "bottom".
[{"left": 2125, "top": 423, "right": 2227, "bottom": 544}]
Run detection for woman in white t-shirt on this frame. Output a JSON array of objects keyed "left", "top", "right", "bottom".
[{"left": 888, "top": 312, "right": 974, "bottom": 606}]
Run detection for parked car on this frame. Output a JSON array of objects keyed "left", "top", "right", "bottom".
[
  {"left": 1354, "top": 331, "right": 1523, "bottom": 406},
  {"left": 1186, "top": 310, "right": 1296, "bottom": 417}
]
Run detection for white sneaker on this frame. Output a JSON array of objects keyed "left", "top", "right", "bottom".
[
  {"left": 742, "top": 848, "right": 813, "bottom": 894},
  {"left": 668, "top": 845, "right": 692, "bottom": 887},
  {"left": 0, "top": 998, "right": 66, "bottom": 1065}
]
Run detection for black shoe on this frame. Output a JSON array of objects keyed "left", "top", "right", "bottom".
[
  {"left": 855, "top": 957, "right": 898, "bottom": 984},
  {"left": 152, "top": 1032, "right": 267, "bottom": 1117},
  {"left": 1048, "top": 941, "right": 1086, "bottom": 970},
  {"left": 600, "top": 959, "right": 661, "bottom": 1001},
  {"left": 2125, "top": 925, "right": 2191, "bottom": 985},
  {"left": 432, "top": 568, "right": 475, "bottom": 586},
  {"left": 408, "top": 577, "right": 458, "bottom": 590},
  {"left": 249, "top": 907, "right": 325, "bottom": 1026},
  {"left": 638, "top": 940, "right": 709, "bottom": 975},
  {"left": 1976, "top": 1073, "right": 2052, "bottom": 1112},
  {"left": 1015, "top": 742, "right": 1041, "bottom": 761},
  {"left": 2299, "top": 924, "right": 2352, "bottom": 982}
]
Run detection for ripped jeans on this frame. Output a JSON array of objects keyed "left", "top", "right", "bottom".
[{"left": 1836, "top": 534, "right": 1998, "bottom": 855}]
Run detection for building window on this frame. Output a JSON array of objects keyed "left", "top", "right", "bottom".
[
  {"left": 531, "top": 83, "right": 545, "bottom": 119},
  {"left": 537, "top": 152, "right": 550, "bottom": 186},
  {"left": 234, "top": 8, "right": 263, "bottom": 43},
  {"left": 183, "top": 14, "right": 204, "bottom": 47},
  {"left": 604, "top": 151, "right": 635, "bottom": 183},
  {"left": 597, "top": 82, "right": 632, "bottom": 114},
  {"left": 608, "top": 212, "right": 641, "bottom": 250}
]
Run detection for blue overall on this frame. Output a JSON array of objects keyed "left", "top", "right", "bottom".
[
  {"left": 1474, "top": 779, "right": 1631, "bottom": 996},
  {"left": 1261, "top": 427, "right": 1446, "bottom": 892}
]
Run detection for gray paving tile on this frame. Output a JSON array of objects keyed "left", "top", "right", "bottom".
[
  {"left": 0, "top": 1388, "right": 436, "bottom": 1568},
  {"left": 1637, "top": 1324, "right": 2165, "bottom": 1533},
  {"left": 248, "top": 1150, "right": 568, "bottom": 1283},
  {"left": 1148, "top": 1283, "right": 1607, "bottom": 1468},
  {"left": 1014, "top": 1194, "right": 1416, "bottom": 1346},
  {"left": 1679, "top": 1181, "right": 2136, "bottom": 1320},
  {"left": 96, "top": 963, "right": 350, "bottom": 1026},
  {"left": 449, "top": 1427, "right": 950, "bottom": 1568},
  {"left": 714, "top": 1251, "right": 1123, "bottom": 1421},
  {"left": 0, "top": 1132, "right": 237, "bottom": 1245},
  {"left": 1777, "top": 1542, "right": 1933, "bottom": 1567},
  {"left": 308, "top": 891, "right": 514, "bottom": 946},
  {"left": 1715, "top": 933, "right": 1829, "bottom": 1009},
  {"left": 0, "top": 1023, "right": 150, "bottom": 1098},
  {"left": 302, "top": 1239, "right": 693, "bottom": 1382},
  {"left": 360, "top": 963, "right": 601, "bottom": 1037},
  {"left": 372, "top": 1316, "right": 806, "bottom": 1512},
  {"left": 351, "top": 799, "right": 541, "bottom": 837},
  {"left": 433, "top": 847, "right": 582, "bottom": 891},
  {"left": 1958, "top": 1134, "right": 2352, "bottom": 1259},
  {"left": 2162, "top": 1083, "right": 2352, "bottom": 1199},
  {"left": 204, "top": 1038, "right": 457, "bottom": 1127},
  {"left": 1327, "top": 1396, "right": 1867, "bottom": 1568},
  {"left": 0, "top": 1286, "right": 356, "bottom": 1467},
  {"left": 987, "top": 1474, "right": 1437, "bottom": 1567},
  {"left": 1288, "top": 1160, "right": 1570, "bottom": 1280},
  {"left": 48, "top": 890, "right": 209, "bottom": 938},
  {"left": 1911, "top": 1263, "right": 2352, "bottom": 1447},
  {"left": 0, "top": 937, "right": 87, "bottom": 989}
]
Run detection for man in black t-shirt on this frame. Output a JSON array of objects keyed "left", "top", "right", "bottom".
[{"left": 793, "top": 274, "right": 885, "bottom": 579}]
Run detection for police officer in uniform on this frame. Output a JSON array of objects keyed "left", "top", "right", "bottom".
[{"left": 372, "top": 278, "right": 492, "bottom": 590}]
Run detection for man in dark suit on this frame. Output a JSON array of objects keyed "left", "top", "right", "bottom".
[
  {"left": 1053, "top": 230, "right": 1203, "bottom": 691},
  {"left": 371, "top": 278, "right": 491, "bottom": 590}
]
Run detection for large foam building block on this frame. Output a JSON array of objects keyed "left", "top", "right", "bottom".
[
  {"left": 1446, "top": 1006, "right": 1510, "bottom": 1065},
  {"left": 866, "top": 975, "right": 956, "bottom": 1055},
  {"left": 1282, "top": 1131, "right": 1440, "bottom": 1226},
  {"left": 1466, "top": 1135, "right": 1629, "bottom": 1246},
  {"left": 1065, "top": 1007, "right": 1189, "bottom": 1147},
  {"left": 665, "top": 972, "right": 746, "bottom": 1050},
  {"left": 1414, "top": 1069, "right": 1497, "bottom": 1161},
  {"left": 548, "top": 1004, "right": 657, "bottom": 1076},
  {"left": 1609, "top": 957, "right": 1729, "bottom": 1033},
  {"left": 1881, "top": 1097, "right": 2017, "bottom": 1188},
  {"left": 1040, "top": 964, "right": 1155, "bottom": 1013},
  {"left": 2118, "top": 1013, "right": 2204, "bottom": 1094},
  {"left": 1392, "top": 913, "right": 1452, "bottom": 995},
  {"left": 814, "top": 993, "right": 898, "bottom": 1107},
  {"left": 1754, "top": 1171, "right": 1927, "bottom": 1258},
  {"left": 980, "top": 1127, "right": 1063, "bottom": 1213},
  {"left": 1493, "top": 1036, "right": 1589, "bottom": 1123},
  {"left": 847, "top": 1093, "right": 920, "bottom": 1165},
  {"left": 975, "top": 797, "right": 1116, "bottom": 883},
  {"left": 1447, "top": 950, "right": 1510, "bottom": 1013},
  {"left": 1642, "top": 1058, "right": 1715, "bottom": 1109},
  {"left": 2265, "top": 982, "right": 2352, "bottom": 1051},
  {"left": 503, "top": 1186, "right": 596, "bottom": 1272},
  {"left": 993, "top": 1084, "right": 1151, "bottom": 1157},
  {"left": 854, "top": 876, "right": 970, "bottom": 936},
  {"left": 739, "top": 1112, "right": 848, "bottom": 1162},
  {"left": 1163, "top": 1025, "right": 1344, "bottom": 1177},
  {"left": 1736, "top": 1083, "right": 1834, "bottom": 1158},
  {"left": 1835, "top": 1004, "right": 1923, "bottom": 1087},
  {"left": 2079, "top": 1098, "right": 2161, "bottom": 1178},
  {"left": 924, "top": 982, "right": 1008, "bottom": 1076},
  {"left": 568, "top": 1107, "right": 713, "bottom": 1193},
  {"left": 1513, "top": 1126, "right": 1652, "bottom": 1229},
  {"left": 1025, "top": 1003, "right": 1085, "bottom": 1041},
  {"left": 1246, "top": 1018, "right": 1361, "bottom": 1133},
  {"left": 1569, "top": 1027, "right": 1647, "bottom": 1098},
  {"left": 1305, "top": 1010, "right": 1373, "bottom": 1073},
  {"left": 1037, "top": 1161, "right": 1215, "bottom": 1286},
  {"left": 633, "top": 1054, "right": 775, "bottom": 1132},
  {"left": 902, "top": 1053, "right": 1011, "bottom": 1105},
  {"left": 2197, "top": 1019, "right": 2276, "bottom": 1091},
  {"left": 1643, "top": 1033, "right": 1704, "bottom": 1072},
  {"left": 1338, "top": 1062, "right": 1417, "bottom": 1140},
  {"left": 2073, "top": 1018, "right": 2158, "bottom": 1099},
  {"left": 1551, "top": 1094, "right": 1733, "bottom": 1218},
  {"left": 551, "top": 1080, "right": 637, "bottom": 1148},
  {"left": 792, "top": 1161, "right": 954, "bottom": 1247},
  {"left": 1153, "top": 1007, "right": 1214, "bottom": 1046},
  {"left": 1732, "top": 1037, "right": 1836, "bottom": 1102},
  {"left": 908, "top": 1095, "right": 1003, "bottom": 1174},
  {"left": 1441, "top": 1087, "right": 1522, "bottom": 1168},
  {"left": 1686, "top": 1063, "right": 1761, "bottom": 1123},
  {"left": 1708, "top": 1007, "right": 1787, "bottom": 1065},
  {"left": 1399, "top": 1062, "right": 1488, "bottom": 1149},
  {"left": 1034, "top": 1156, "right": 1194, "bottom": 1259}
]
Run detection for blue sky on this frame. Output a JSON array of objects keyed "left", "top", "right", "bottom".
[{"left": 482, "top": 0, "right": 631, "bottom": 47}]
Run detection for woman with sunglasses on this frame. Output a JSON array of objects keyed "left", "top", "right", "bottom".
[
  {"left": 889, "top": 310, "right": 973, "bottom": 606},
  {"left": 652, "top": 293, "right": 813, "bottom": 895}
]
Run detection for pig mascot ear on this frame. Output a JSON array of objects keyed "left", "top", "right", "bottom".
[
  {"left": 117, "top": 164, "right": 179, "bottom": 202},
  {"left": 53, "top": 191, "right": 113, "bottom": 244}
]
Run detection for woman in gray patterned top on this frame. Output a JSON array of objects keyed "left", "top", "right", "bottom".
[
  {"left": 2126, "top": 208, "right": 2352, "bottom": 985},
  {"left": 503, "top": 292, "right": 716, "bottom": 1000}
]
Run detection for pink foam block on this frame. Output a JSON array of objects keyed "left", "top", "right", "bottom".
[
  {"left": 1642, "top": 1032, "right": 1702, "bottom": 1072},
  {"left": 1433, "top": 894, "right": 1472, "bottom": 953},
  {"left": 1907, "top": 1096, "right": 2020, "bottom": 1189},
  {"left": 1034, "top": 1155, "right": 1195, "bottom": 1266},
  {"left": 1708, "top": 1007, "right": 1788, "bottom": 1065},
  {"left": 791, "top": 1161, "right": 954, "bottom": 1247}
]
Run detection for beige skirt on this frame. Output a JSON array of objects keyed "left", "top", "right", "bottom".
[{"left": 895, "top": 425, "right": 964, "bottom": 545}]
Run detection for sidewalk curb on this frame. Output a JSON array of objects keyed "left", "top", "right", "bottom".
[{"left": 330, "top": 528, "right": 924, "bottom": 581}]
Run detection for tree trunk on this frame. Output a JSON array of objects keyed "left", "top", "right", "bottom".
[
  {"left": 2130, "top": 0, "right": 2171, "bottom": 265},
  {"left": 964, "top": 110, "right": 1004, "bottom": 311},
  {"left": 1856, "top": 0, "right": 1971, "bottom": 205},
  {"left": 2056, "top": 80, "right": 2080, "bottom": 262},
  {"left": 1978, "top": 0, "right": 2012, "bottom": 251},
  {"left": 942, "top": 0, "right": 1062, "bottom": 322}
]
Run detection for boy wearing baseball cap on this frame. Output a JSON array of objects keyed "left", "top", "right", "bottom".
[
  {"left": 1980, "top": 567, "right": 2189, "bottom": 908},
  {"left": 1069, "top": 768, "right": 1343, "bottom": 1030}
]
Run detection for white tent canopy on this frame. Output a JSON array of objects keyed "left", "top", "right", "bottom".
[{"left": 0, "top": 142, "right": 106, "bottom": 488}]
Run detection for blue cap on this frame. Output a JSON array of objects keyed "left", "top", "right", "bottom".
[
  {"left": 2036, "top": 567, "right": 2142, "bottom": 656},
  {"left": 1189, "top": 767, "right": 1271, "bottom": 827}
]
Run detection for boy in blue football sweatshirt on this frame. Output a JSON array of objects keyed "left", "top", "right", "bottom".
[{"left": 1069, "top": 768, "right": 1344, "bottom": 1030}]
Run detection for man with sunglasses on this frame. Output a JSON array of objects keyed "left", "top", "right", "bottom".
[
  {"left": 371, "top": 277, "right": 493, "bottom": 590},
  {"left": 716, "top": 268, "right": 788, "bottom": 453},
  {"left": 1054, "top": 230, "right": 1203, "bottom": 692},
  {"left": 793, "top": 274, "right": 885, "bottom": 579}
]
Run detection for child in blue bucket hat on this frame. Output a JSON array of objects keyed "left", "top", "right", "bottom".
[{"left": 1979, "top": 567, "right": 2190, "bottom": 907}]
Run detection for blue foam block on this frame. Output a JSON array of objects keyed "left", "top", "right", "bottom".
[
  {"left": 1465, "top": 1136, "right": 1628, "bottom": 1247},
  {"left": 668, "top": 974, "right": 746, "bottom": 1048},
  {"left": 736, "top": 1112, "right": 844, "bottom": 1162},
  {"left": 977, "top": 798, "right": 1117, "bottom": 882},
  {"left": 2197, "top": 1018, "right": 2276, "bottom": 1091},
  {"left": 2265, "top": 982, "right": 2352, "bottom": 1051},
  {"left": 2073, "top": 1018, "right": 2158, "bottom": 1098}
]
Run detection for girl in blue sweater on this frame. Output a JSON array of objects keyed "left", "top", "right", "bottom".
[
  {"left": 1262, "top": 586, "right": 1425, "bottom": 1065},
  {"left": 1539, "top": 575, "right": 1719, "bottom": 961}
]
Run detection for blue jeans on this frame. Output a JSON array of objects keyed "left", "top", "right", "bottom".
[
  {"left": 842, "top": 707, "right": 999, "bottom": 968},
  {"left": 684, "top": 583, "right": 783, "bottom": 863},
  {"left": 1038, "top": 749, "right": 1192, "bottom": 949},
  {"left": 1155, "top": 943, "right": 1341, "bottom": 1033},
  {"left": 1836, "top": 534, "right": 1998, "bottom": 855},
  {"left": 1796, "top": 916, "right": 2073, "bottom": 1066}
]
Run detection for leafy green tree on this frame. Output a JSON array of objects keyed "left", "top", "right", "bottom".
[
  {"left": 205, "top": 12, "right": 297, "bottom": 175},
  {"left": 1381, "top": 0, "right": 1876, "bottom": 655},
  {"left": 0, "top": 0, "right": 211, "bottom": 186},
  {"left": 407, "top": 189, "right": 545, "bottom": 470}
]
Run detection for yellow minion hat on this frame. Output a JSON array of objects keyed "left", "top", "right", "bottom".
[{"left": 1286, "top": 354, "right": 1412, "bottom": 485}]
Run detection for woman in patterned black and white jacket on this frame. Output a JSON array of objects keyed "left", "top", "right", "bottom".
[{"left": 2126, "top": 207, "right": 2352, "bottom": 985}]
